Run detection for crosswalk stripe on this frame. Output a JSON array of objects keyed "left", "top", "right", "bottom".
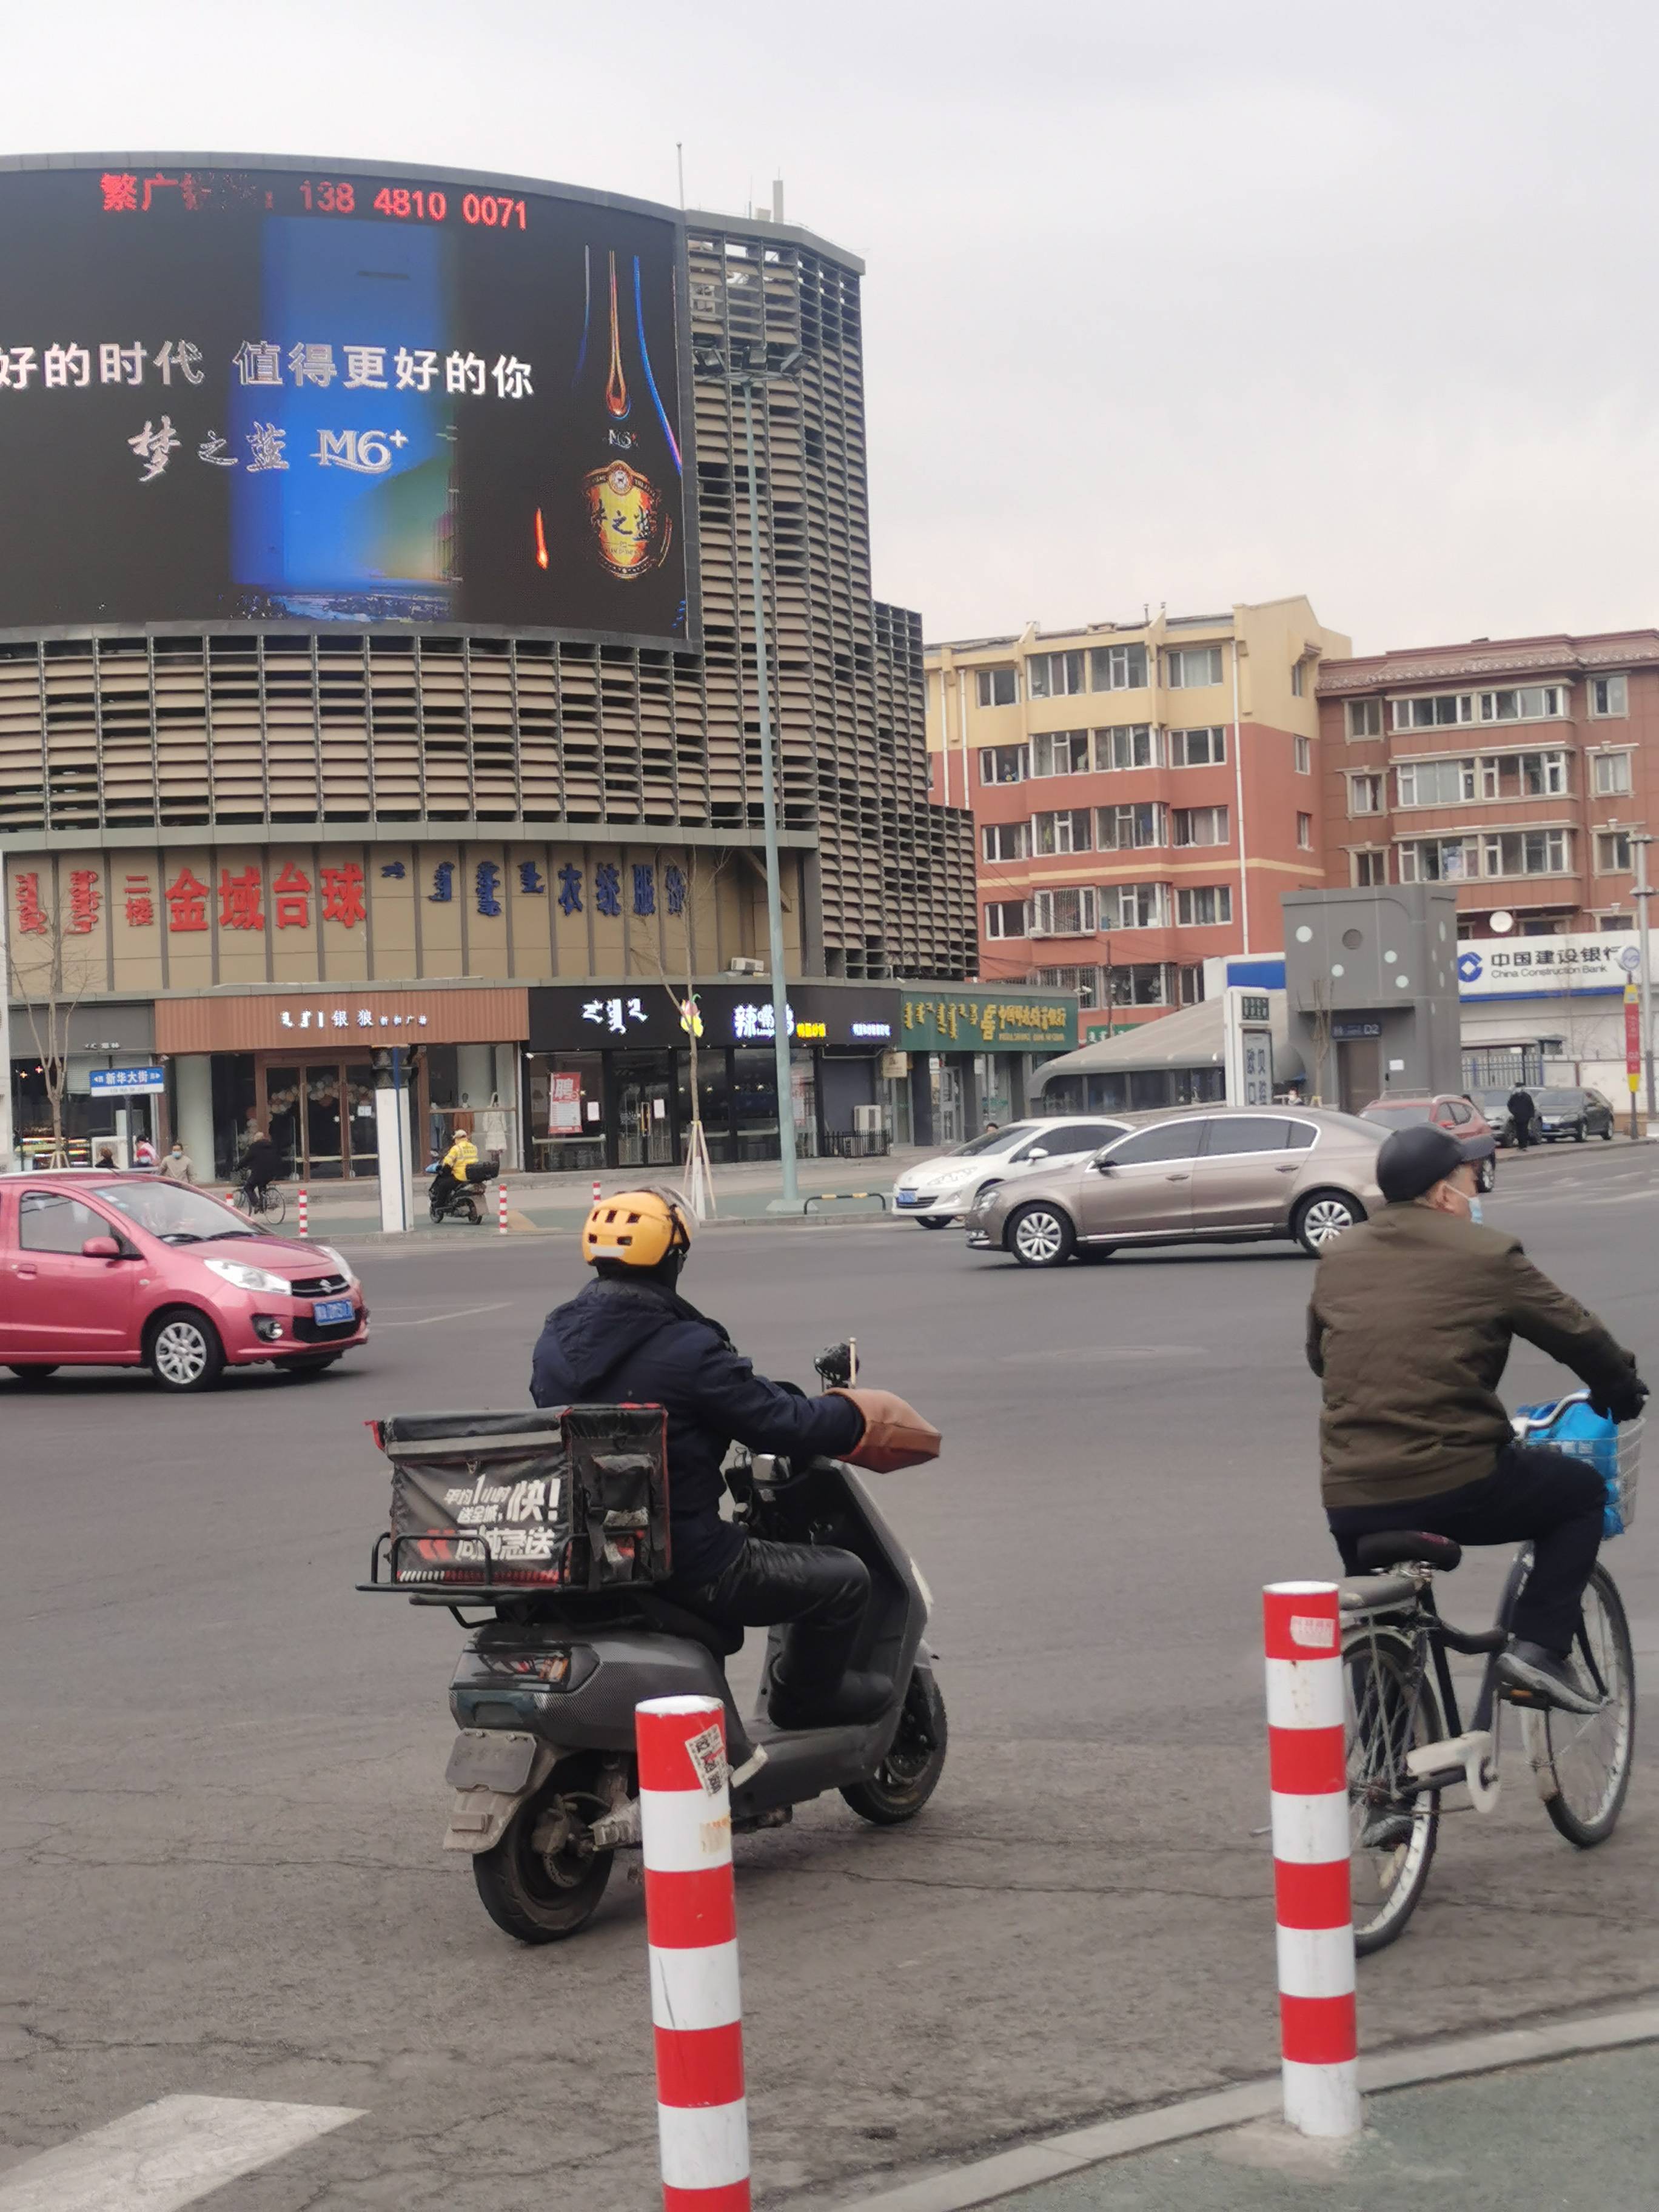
[{"left": 0, "top": 2095, "right": 363, "bottom": 2211}]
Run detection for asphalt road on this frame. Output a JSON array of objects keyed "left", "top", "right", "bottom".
[{"left": 4, "top": 1145, "right": 1658, "bottom": 2208}]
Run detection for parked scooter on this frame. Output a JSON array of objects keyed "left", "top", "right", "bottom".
[
  {"left": 362, "top": 1341, "right": 946, "bottom": 1942},
  {"left": 429, "top": 1158, "right": 498, "bottom": 1225}
]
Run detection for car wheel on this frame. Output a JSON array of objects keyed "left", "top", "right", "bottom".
[
  {"left": 7, "top": 1364, "right": 59, "bottom": 1386},
  {"left": 146, "top": 1309, "right": 226, "bottom": 1393},
  {"left": 1601, "top": 1125, "right": 1614, "bottom": 1140},
  {"left": 1007, "top": 1204, "right": 1075, "bottom": 1269},
  {"left": 1574, "top": 1124, "right": 1586, "bottom": 1142},
  {"left": 1293, "top": 1191, "right": 1362, "bottom": 1256},
  {"left": 916, "top": 1215, "right": 952, "bottom": 1230},
  {"left": 1476, "top": 1158, "right": 1495, "bottom": 1194}
]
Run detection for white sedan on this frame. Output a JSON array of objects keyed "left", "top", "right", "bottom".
[{"left": 892, "top": 1116, "right": 1131, "bottom": 1228}]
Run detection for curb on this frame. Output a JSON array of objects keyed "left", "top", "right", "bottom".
[{"left": 829, "top": 2002, "right": 1659, "bottom": 2212}]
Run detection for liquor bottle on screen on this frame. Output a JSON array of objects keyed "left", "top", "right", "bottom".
[{"left": 566, "top": 246, "right": 683, "bottom": 604}]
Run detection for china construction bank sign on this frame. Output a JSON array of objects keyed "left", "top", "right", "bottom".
[{"left": 1455, "top": 932, "right": 1641, "bottom": 999}]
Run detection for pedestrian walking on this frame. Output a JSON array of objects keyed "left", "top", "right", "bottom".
[
  {"left": 1507, "top": 1085, "right": 1537, "bottom": 1151},
  {"left": 158, "top": 1141, "right": 196, "bottom": 1184},
  {"left": 133, "top": 1134, "right": 158, "bottom": 1168}
]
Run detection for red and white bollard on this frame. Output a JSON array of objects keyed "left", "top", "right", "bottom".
[
  {"left": 297, "top": 1186, "right": 309, "bottom": 1238},
  {"left": 637, "top": 1695, "right": 749, "bottom": 2212},
  {"left": 592, "top": 1177, "right": 603, "bottom": 1205},
  {"left": 497, "top": 1180, "right": 509, "bottom": 1235},
  {"left": 1264, "top": 1580, "right": 1359, "bottom": 2139}
]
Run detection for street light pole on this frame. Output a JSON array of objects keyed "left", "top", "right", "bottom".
[
  {"left": 737, "top": 367, "right": 799, "bottom": 1201},
  {"left": 1633, "top": 832, "right": 1655, "bottom": 1127}
]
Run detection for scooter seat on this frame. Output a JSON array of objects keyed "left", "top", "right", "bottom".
[{"left": 632, "top": 1592, "right": 743, "bottom": 1660}]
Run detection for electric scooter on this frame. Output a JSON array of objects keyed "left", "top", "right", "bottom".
[{"left": 362, "top": 1342, "right": 947, "bottom": 1943}]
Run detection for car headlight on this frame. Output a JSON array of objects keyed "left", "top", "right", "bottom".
[
  {"left": 203, "top": 1256, "right": 292, "bottom": 1295},
  {"left": 314, "top": 1244, "right": 355, "bottom": 1283}
]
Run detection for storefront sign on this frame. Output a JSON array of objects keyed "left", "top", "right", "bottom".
[
  {"left": 898, "top": 990, "right": 1076, "bottom": 1053},
  {"left": 153, "top": 985, "right": 528, "bottom": 1053},
  {"left": 1455, "top": 933, "right": 1639, "bottom": 999},
  {"left": 88, "top": 1066, "right": 166, "bottom": 1094},
  {"left": 1331, "top": 1019, "right": 1382, "bottom": 1041},
  {"left": 529, "top": 982, "right": 905, "bottom": 1054}
]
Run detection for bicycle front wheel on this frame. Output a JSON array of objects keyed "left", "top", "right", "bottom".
[
  {"left": 1344, "top": 1624, "right": 1444, "bottom": 1954},
  {"left": 261, "top": 1190, "right": 287, "bottom": 1227},
  {"left": 1538, "top": 1563, "right": 1635, "bottom": 1847}
]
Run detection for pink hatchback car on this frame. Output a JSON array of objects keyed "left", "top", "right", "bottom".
[{"left": 0, "top": 1171, "right": 369, "bottom": 1392}]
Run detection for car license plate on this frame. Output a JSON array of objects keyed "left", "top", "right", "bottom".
[
  {"left": 896, "top": 1191, "right": 917, "bottom": 1206},
  {"left": 312, "top": 1296, "right": 354, "bottom": 1325}
]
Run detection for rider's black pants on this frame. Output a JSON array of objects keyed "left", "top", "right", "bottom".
[
  {"left": 1327, "top": 1442, "right": 1604, "bottom": 1654},
  {"left": 669, "top": 1537, "right": 871, "bottom": 1703}
]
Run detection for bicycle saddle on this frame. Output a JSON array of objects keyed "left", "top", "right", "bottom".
[{"left": 1353, "top": 1530, "right": 1463, "bottom": 1574}]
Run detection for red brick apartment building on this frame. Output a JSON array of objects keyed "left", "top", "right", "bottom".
[
  {"left": 1316, "top": 632, "right": 1659, "bottom": 936},
  {"left": 925, "top": 598, "right": 1348, "bottom": 1031}
]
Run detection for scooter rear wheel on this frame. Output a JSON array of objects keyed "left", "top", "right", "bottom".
[
  {"left": 841, "top": 1671, "right": 947, "bottom": 1825},
  {"left": 474, "top": 1758, "right": 614, "bottom": 1943}
]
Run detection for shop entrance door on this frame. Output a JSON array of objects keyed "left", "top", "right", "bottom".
[
  {"left": 259, "top": 1061, "right": 395, "bottom": 1181},
  {"left": 615, "top": 1053, "right": 677, "bottom": 1168},
  {"left": 937, "top": 1062, "right": 967, "bottom": 1147}
]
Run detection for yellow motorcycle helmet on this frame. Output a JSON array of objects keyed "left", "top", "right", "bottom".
[{"left": 581, "top": 1186, "right": 694, "bottom": 1269}]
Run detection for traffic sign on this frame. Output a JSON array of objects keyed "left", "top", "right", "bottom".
[
  {"left": 87, "top": 1067, "right": 165, "bottom": 1094},
  {"left": 1624, "top": 980, "right": 1641, "bottom": 1093}
]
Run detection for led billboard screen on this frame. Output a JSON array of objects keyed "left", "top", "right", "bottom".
[{"left": 0, "top": 159, "right": 692, "bottom": 641}]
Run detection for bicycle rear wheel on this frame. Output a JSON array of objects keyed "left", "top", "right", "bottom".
[
  {"left": 1344, "top": 1624, "right": 1444, "bottom": 1954},
  {"left": 1535, "top": 1564, "right": 1635, "bottom": 1847},
  {"left": 261, "top": 1190, "right": 287, "bottom": 1227}
]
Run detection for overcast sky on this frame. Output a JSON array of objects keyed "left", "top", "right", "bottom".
[{"left": 7, "top": 0, "right": 1657, "bottom": 658}]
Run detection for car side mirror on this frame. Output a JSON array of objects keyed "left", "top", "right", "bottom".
[
  {"left": 1089, "top": 1151, "right": 1116, "bottom": 1173},
  {"left": 81, "top": 1236, "right": 123, "bottom": 1260},
  {"left": 1026, "top": 1147, "right": 1048, "bottom": 1161}
]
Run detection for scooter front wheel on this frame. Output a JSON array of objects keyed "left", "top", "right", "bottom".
[
  {"left": 841, "top": 1670, "right": 947, "bottom": 1826},
  {"left": 473, "top": 1759, "right": 614, "bottom": 1943}
]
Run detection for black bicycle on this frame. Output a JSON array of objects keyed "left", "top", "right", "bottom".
[
  {"left": 1343, "top": 1392, "right": 1640, "bottom": 1953},
  {"left": 231, "top": 1181, "right": 287, "bottom": 1227}
]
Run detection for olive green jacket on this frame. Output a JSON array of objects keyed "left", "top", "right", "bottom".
[{"left": 1305, "top": 1202, "right": 1637, "bottom": 1509}]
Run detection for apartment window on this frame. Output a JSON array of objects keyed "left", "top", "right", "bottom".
[
  {"left": 1166, "top": 645, "right": 1224, "bottom": 688},
  {"left": 1399, "top": 837, "right": 1479, "bottom": 882},
  {"left": 1294, "top": 734, "right": 1312, "bottom": 774},
  {"left": 1098, "top": 800, "right": 1165, "bottom": 850},
  {"left": 1172, "top": 804, "right": 1229, "bottom": 846},
  {"left": 1179, "top": 965, "right": 1206, "bottom": 1005},
  {"left": 1031, "top": 886, "right": 1098, "bottom": 936},
  {"left": 983, "top": 899, "right": 1028, "bottom": 939},
  {"left": 1034, "top": 965, "right": 1101, "bottom": 1004},
  {"left": 1033, "top": 807, "right": 1093, "bottom": 854},
  {"left": 1397, "top": 757, "right": 1476, "bottom": 806},
  {"left": 1296, "top": 813, "right": 1313, "bottom": 850},
  {"left": 1090, "top": 642, "right": 1148, "bottom": 691},
  {"left": 1291, "top": 662, "right": 1305, "bottom": 698},
  {"left": 1108, "top": 962, "right": 1173, "bottom": 1007},
  {"left": 1030, "top": 729, "right": 1091, "bottom": 777},
  {"left": 1601, "top": 913, "right": 1634, "bottom": 932},
  {"left": 979, "top": 743, "right": 1027, "bottom": 785},
  {"left": 982, "top": 821, "right": 1031, "bottom": 862},
  {"left": 1593, "top": 751, "right": 1634, "bottom": 796},
  {"left": 1099, "top": 882, "right": 1168, "bottom": 929},
  {"left": 1393, "top": 692, "right": 1475, "bottom": 730},
  {"left": 975, "top": 665, "right": 1019, "bottom": 708},
  {"left": 1176, "top": 885, "right": 1233, "bottom": 926},
  {"left": 1481, "top": 829, "right": 1571, "bottom": 877},
  {"left": 1347, "top": 699, "right": 1383, "bottom": 738},
  {"left": 1590, "top": 674, "right": 1629, "bottom": 718},
  {"left": 1517, "top": 750, "right": 1569, "bottom": 797},
  {"left": 1093, "top": 723, "right": 1159, "bottom": 771},
  {"left": 1028, "top": 649, "right": 1086, "bottom": 698},
  {"left": 1349, "top": 773, "right": 1382, "bottom": 814},
  {"left": 1480, "top": 685, "right": 1566, "bottom": 723},
  {"left": 1596, "top": 829, "right": 1633, "bottom": 874},
  {"left": 1169, "top": 725, "right": 1225, "bottom": 767},
  {"left": 1351, "top": 849, "right": 1388, "bottom": 887}
]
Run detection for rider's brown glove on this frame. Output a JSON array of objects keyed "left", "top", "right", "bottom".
[{"left": 826, "top": 1387, "right": 941, "bottom": 1473}]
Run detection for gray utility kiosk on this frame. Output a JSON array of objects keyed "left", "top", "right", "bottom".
[{"left": 1282, "top": 885, "right": 1463, "bottom": 1114}]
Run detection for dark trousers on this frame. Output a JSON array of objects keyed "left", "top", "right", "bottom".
[
  {"left": 670, "top": 1537, "right": 871, "bottom": 1697},
  {"left": 1513, "top": 1118, "right": 1535, "bottom": 1150},
  {"left": 1328, "top": 1442, "right": 1604, "bottom": 1654}
]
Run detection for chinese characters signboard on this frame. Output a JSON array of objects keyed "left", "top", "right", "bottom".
[
  {"left": 898, "top": 990, "right": 1076, "bottom": 1054},
  {"left": 1453, "top": 933, "right": 1641, "bottom": 999},
  {"left": 0, "top": 159, "right": 692, "bottom": 643}
]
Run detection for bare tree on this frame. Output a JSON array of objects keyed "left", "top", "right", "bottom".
[
  {"left": 9, "top": 905, "right": 99, "bottom": 1168},
  {"left": 626, "top": 848, "right": 736, "bottom": 1214},
  {"left": 1305, "top": 975, "right": 1335, "bottom": 1107}
]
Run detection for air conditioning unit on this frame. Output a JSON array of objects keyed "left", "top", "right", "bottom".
[
  {"left": 852, "top": 1104, "right": 883, "bottom": 1134},
  {"left": 728, "top": 957, "right": 766, "bottom": 975}
]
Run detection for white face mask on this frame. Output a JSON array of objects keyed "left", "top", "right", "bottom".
[{"left": 1468, "top": 1197, "right": 1484, "bottom": 1225}]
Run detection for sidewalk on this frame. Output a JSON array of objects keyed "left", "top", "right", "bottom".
[
  {"left": 990, "top": 2043, "right": 1657, "bottom": 2211},
  {"left": 228, "top": 1146, "right": 934, "bottom": 1240}
]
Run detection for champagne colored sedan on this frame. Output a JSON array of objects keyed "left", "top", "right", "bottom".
[{"left": 965, "top": 1106, "right": 1385, "bottom": 1267}]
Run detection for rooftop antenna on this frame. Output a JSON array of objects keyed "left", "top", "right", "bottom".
[{"left": 676, "top": 142, "right": 685, "bottom": 210}]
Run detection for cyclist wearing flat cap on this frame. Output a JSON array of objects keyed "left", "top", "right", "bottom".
[{"left": 1307, "top": 1120, "right": 1646, "bottom": 1712}]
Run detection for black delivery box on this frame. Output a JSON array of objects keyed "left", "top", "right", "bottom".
[{"left": 370, "top": 1405, "right": 670, "bottom": 1592}]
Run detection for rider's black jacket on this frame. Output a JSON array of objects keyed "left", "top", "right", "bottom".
[
  {"left": 529, "top": 1276, "right": 863, "bottom": 1581},
  {"left": 240, "top": 1139, "right": 286, "bottom": 1190}
]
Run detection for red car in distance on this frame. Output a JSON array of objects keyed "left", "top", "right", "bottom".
[
  {"left": 0, "top": 1170, "right": 368, "bottom": 1392},
  {"left": 1358, "top": 1093, "right": 1498, "bottom": 1191}
]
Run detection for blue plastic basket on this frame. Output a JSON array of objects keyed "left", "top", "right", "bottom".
[{"left": 1513, "top": 1396, "right": 1643, "bottom": 1538}]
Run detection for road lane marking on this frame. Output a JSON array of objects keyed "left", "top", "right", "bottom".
[
  {"left": 0, "top": 2096, "right": 363, "bottom": 2211},
  {"left": 372, "top": 1301, "right": 517, "bottom": 1328}
]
